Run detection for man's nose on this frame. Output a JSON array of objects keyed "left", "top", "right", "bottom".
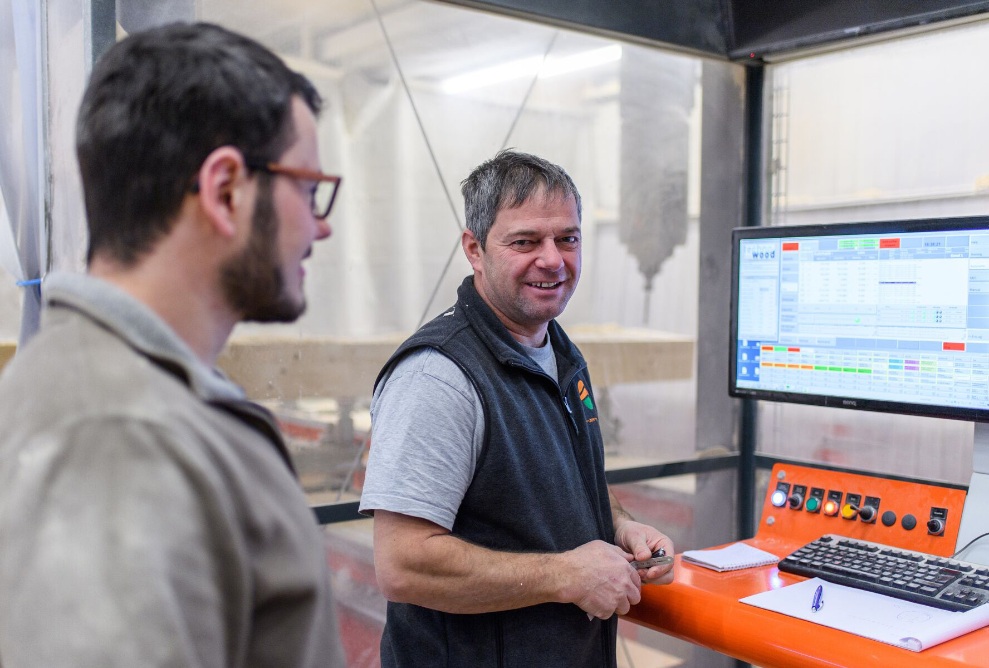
[
  {"left": 315, "top": 217, "right": 332, "bottom": 241},
  {"left": 535, "top": 239, "right": 564, "bottom": 269}
]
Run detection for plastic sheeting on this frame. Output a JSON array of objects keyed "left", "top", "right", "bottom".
[{"left": 0, "top": 0, "right": 45, "bottom": 343}]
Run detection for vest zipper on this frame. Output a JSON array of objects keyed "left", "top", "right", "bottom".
[{"left": 562, "top": 395, "right": 580, "bottom": 435}]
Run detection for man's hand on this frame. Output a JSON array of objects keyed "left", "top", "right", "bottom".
[
  {"left": 614, "top": 519, "right": 675, "bottom": 585},
  {"left": 556, "top": 540, "right": 642, "bottom": 619}
]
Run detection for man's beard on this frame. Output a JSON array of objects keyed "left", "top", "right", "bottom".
[{"left": 220, "top": 179, "right": 306, "bottom": 323}]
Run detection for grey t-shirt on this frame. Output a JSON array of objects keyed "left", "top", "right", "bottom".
[{"left": 359, "top": 337, "right": 557, "bottom": 531}]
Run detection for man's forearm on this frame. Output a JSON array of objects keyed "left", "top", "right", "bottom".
[
  {"left": 373, "top": 510, "right": 641, "bottom": 617},
  {"left": 379, "top": 530, "right": 572, "bottom": 614}
]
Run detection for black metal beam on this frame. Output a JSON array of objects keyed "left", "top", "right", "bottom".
[
  {"left": 438, "top": 0, "right": 989, "bottom": 62},
  {"left": 312, "top": 500, "right": 363, "bottom": 525},
  {"left": 736, "top": 63, "right": 764, "bottom": 540},
  {"left": 434, "top": 0, "right": 730, "bottom": 58},
  {"left": 605, "top": 455, "right": 739, "bottom": 485},
  {"left": 730, "top": 0, "right": 989, "bottom": 60},
  {"left": 312, "top": 457, "right": 740, "bottom": 525},
  {"left": 90, "top": 0, "right": 116, "bottom": 67}
]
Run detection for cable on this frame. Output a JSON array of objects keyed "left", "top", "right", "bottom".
[
  {"left": 952, "top": 531, "right": 989, "bottom": 559},
  {"left": 499, "top": 32, "right": 559, "bottom": 151}
]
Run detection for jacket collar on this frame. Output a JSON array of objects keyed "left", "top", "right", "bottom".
[{"left": 456, "top": 276, "right": 585, "bottom": 385}]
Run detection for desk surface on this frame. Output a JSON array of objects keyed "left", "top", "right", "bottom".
[
  {"left": 625, "top": 463, "right": 986, "bottom": 667},
  {"left": 626, "top": 540, "right": 989, "bottom": 667}
]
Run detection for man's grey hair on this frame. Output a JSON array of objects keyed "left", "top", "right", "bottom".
[{"left": 461, "top": 149, "right": 582, "bottom": 249}]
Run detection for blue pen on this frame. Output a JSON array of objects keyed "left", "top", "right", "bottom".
[{"left": 811, "top": 584, "right": 824, "bottom": 612}]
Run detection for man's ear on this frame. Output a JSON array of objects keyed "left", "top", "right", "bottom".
[
  {"left": 195, "top": 146, "right": 251, "bottom": 238},
  {"left": 462, "top": 229, "right": 483, "bottom": 270}
]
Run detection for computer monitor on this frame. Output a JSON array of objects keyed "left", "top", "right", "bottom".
[{"left": 729, "top": 216, "right": 989, "bottom": 563}]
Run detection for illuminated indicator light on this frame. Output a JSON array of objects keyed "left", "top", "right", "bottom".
[
  {"left": 806, "top": 498, "right": 821, "bottom": 512},
  {"left": 771, "top": 490, "right": 787, "bottom": 507},
  {"left": 823, "top": 500, "right": 839, "bottom": 516}
]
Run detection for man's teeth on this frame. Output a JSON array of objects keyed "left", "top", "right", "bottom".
[{"left": 531, "top": 282, "right": 559, "bottom": 288}]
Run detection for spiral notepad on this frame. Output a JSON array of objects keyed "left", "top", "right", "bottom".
[{"left": 681, "top": 542, "right": 779, "bottom": 572}]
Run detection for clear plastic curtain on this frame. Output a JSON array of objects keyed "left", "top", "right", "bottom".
[{"left": 0, "top": 0, "right": 46, "bottom": 345}]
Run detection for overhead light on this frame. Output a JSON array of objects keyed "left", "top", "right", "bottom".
[{"left": 441, "top": 45, "right": 622, "bottom": 94}]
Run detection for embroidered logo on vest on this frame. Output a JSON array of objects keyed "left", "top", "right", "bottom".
[{"left": 577, "top": 379, "right": 594, "bottom": 411}]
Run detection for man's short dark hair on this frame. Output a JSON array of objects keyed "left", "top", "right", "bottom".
[
  {"left": 460, "top": 149, "right": 582, "bottom": 249},
  {"left": 76, "top": 22, "right": 321, "bottom": 265}
]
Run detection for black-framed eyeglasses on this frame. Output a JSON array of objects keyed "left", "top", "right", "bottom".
[{"left": 247, "top": 161, "right": 342, "bottom": 220}]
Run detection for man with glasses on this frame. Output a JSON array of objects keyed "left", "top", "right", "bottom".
[{"left": 0, "top": 23, "right": 344, "bottom": 667}]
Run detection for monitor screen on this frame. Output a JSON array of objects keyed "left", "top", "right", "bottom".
[{"left": 729, "top": 217, "right": 989, "bottom": 423}]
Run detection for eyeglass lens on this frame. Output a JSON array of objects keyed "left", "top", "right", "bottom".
[{"left": 313, "top": 180, "right": 338, "bottom": 219}]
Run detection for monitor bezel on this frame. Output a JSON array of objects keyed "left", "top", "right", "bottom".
[{"left": 729, "top": 216, "right": 989, "bottom": 424}]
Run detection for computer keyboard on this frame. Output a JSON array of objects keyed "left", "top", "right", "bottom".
[{"left": 778, "top": 534, "right": 989, "bottom": 612}]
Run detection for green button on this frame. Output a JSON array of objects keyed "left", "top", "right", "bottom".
[{"left": 806, "top": 497, "right": 820, "bottom": 512}]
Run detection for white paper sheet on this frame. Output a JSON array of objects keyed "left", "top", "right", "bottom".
[{"left": 741, "top": 577, "right": 989, "bottom": 651}]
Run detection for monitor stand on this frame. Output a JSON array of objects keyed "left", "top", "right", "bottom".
[{"left": 955, "top": 422, "right": 989, "bottom": 565}]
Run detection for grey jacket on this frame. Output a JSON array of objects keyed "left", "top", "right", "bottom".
[{"left": 0, "top": 273, "right": 344, "bottom": 668}]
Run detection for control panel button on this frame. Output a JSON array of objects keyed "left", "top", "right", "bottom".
[
  {"left": 929, "top": 507, "right": 948, "bottom": 536},
  {"left": 771, "top": 482, "right": 790, "bottom": 508},
  {"left": 859, "top": 496, "right": 881, "bottom": 524}
]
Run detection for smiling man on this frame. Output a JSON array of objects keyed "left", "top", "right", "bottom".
[
  {"left": 0, "top": 23, "right": 344, "bottom": 668},
  {"left": 360, "top": 149, "right": 675, "bottom": 667}
]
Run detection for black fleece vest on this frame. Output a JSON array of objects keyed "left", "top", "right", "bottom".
[{"left": 375, "top": 277, "right": 617, "bottom": 668}]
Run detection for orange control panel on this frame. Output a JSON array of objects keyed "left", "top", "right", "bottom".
[
  {"left": 754, "top": 463, "right": 968, "bottom": 555},
  {"left": 625, "top": 462, "right": 985, "bottom": 667}
]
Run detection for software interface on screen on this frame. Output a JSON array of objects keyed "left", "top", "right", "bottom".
[{"left": 734, "top": 226, "right": 989, "bottom": 412}]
